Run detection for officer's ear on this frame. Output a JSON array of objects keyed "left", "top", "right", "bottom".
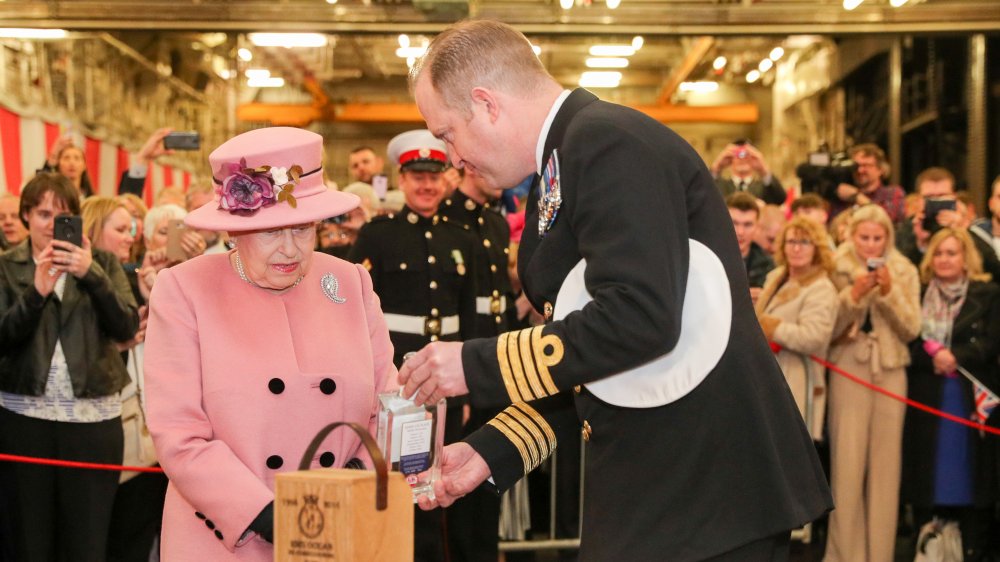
[{"left": 470, "top": 87, "right": 500, "bottom": 123}]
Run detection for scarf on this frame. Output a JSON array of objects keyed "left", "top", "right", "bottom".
[{"left": 920, "top": 276, "right": 969, "bottom": 346}]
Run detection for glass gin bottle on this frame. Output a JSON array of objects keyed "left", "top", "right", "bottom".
[{"left": 376, "top": 389, "right": 446, "bottom": 502}]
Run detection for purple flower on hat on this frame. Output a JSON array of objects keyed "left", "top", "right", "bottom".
[{"left": 215, "top": 158, "right": 302, "bottom": 215}]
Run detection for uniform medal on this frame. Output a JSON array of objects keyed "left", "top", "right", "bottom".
[{"left": 538, "top": 149, "right": 562, "bottom": 237}]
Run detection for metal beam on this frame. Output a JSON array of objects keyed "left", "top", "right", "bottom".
[
  {"left": 657, "top": 36, "right": 713, "bottom": 105},
  {"left": 966, "top": 33, "right": 986, "bottom": 206}
]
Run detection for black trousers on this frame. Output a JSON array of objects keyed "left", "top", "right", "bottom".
[
  {"left": 703, "top": 532, "right": 791, "bottom": 562},
  {"left": 106, "top": 471, "right": 169, "bottom": 562},
  {"left": 0, "top": 407, "right": 123, "bottom": 562}
]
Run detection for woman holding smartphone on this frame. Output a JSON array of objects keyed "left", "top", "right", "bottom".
[
  {"left": 0, "top": 173, "right": 139, "bottom": 561},
  {"left": 824, "top": 204, "right": 921, "bottom": 562}
]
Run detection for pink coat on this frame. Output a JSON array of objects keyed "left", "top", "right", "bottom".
[{"left": 144, "top": 252, "right": 397, "bottom": 561}]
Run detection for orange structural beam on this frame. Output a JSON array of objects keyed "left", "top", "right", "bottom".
[
  {"left": 237, "top": 101, "right": 757, "bottom": 126},
  {"left": 657, "top": 36, "right": 715, "bottom": 106},
  {"left": 634, "top": 103, "right": 759, "bottom": 124}
]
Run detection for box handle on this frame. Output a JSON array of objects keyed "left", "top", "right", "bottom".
[{"left": 297, "top": 421, "right": 388, "bottom": 511}]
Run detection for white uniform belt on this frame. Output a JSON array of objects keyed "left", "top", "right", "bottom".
[
  {"left": 383, "top": 313, "right": 460, "bottom": 336},
  {"left": 476, "top": 295, "right": 508, "bottom": 315}
]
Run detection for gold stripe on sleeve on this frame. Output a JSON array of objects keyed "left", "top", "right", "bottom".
[
  {"left": 514, "top": 402, "right": 557, "bottom": 448},
  {"left": 495, "top": 412, "right": 540, "bottom": 469},
  {"left": 531, "top": 328, "right": 564, "bottom": 396},
  {"left": 506, "top": 404, "right": 553, "bottom": 460},
  {"left": 518, "top": 328, "right": 547, "bottom": 400},
  {"left": 487, "top": 415, "right": 534, "bottom": 474},
  {"left": 507, "top": 331, "right": 535, "bottom": 401},
  {"left": 496, "top": 333, "right": 523, "bottom": 403}
]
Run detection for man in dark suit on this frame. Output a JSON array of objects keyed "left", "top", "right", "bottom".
[
  {"left": 711, "top": 140, "right": 787, "bottom": 205},
  {"left": 399, "top": 20, "right": 831, "bottom": 561}
]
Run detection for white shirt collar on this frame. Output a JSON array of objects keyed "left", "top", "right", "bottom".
[{"left": 535, "top": 90, "right": 572, "bottom": 175}]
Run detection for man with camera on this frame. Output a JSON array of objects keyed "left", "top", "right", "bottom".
[
  {"left": 830, "top": 143, "right": 906, "bottom": 225},
  {"left": 711, "top": 140, "right": 787, "bottom": 206},
  {"left": 896, "top": 167, "right": 1000, "bottom": 284}
]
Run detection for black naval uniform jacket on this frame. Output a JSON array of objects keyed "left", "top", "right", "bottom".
[
  {"left": 460, "top": 89, "right": 833, "bottom": 561},
  {"left": 440, "top": 190, "right": 516, "bottom": 337},
  {"left": 349, "top": 206, "right": 477, "bottom": 368}
]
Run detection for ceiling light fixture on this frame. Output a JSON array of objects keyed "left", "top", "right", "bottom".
[
  {"left": 248, "top": 33, "right": 327, "bottom": 48},
  {"left": 245, "top": 68, "right": 271, "bottom": 79},
  {"left": 395, "top": 46, "right": 427, "bottom": 58},
  {"left": 326, "top": 0, "right": 338, "bottom": 3},
  {"left": 586, "top": 57, "right": 629, "bottom": 68},
  {"left": 679, "top": 81, "right": 719, "bottom": 93},
  {"left": 589, "top": 45, "right": 635, "bottom": 57},
  {"left": 889, "top": 0, "right": 909, "bottom": 6},
  {"left": 0, "top": 28, "right": 68, "bottom": 39},
  {"left": 746, "top": 70, "right": 761, "bottom": 83},
  {"left": 769, "top": 47, "right": 784, "bottom": 61},
  {"left": 532, "top": 44, "right": 542, "bottom": 56},
  {"left": 758, "top": 58, "right": 774, "bottom": 72},
  {"left": 579, "top": 71, "right": 622, "bottom": 88},
  {"left": 632, "top": 36, "right": 644, "bottom": 50},
  {"left": 237, "top": 48, "right": 253, "bottom": 62},
  {"left": 606, "top": 0, "right": 621, "bottom": 9},
  {"left": 842, "top": 0, "right": 864, "bottom": 10},
  {"left": 712, "top": 56, "right": 727, "bottom": 70},
  {"left": 398, "top": 34, "right": 410, "bottom": 48},
  {"left": 247, "top": 76, "right": 285, "bottom": 88},
  {"left": 560, "top": 0, "right": 574, "bottom": 9}
]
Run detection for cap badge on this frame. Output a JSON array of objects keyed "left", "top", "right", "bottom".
[{"left": 418, "top": 148, "right": 431, "bottom": 158}]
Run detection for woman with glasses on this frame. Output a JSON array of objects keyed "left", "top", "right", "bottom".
[{"left": 755, "top": 216, "right": 838, "bottom": 440}]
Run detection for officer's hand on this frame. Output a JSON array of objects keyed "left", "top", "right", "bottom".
[
  {"left": 398, "top": 341, "right": 468, "bottom": 406},
  {"left": 415, "top": 443, "right": 490, "bottom": 510}
]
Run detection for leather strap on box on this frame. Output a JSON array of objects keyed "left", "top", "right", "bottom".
[{"left": 297, "top": 421, "right": 388, "bottom": 511}]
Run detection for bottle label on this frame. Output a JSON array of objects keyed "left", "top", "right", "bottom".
[{"left": 398, "top": 419, "right": 433, "bottom": 475}]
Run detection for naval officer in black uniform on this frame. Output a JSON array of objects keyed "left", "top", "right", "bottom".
[
  {"left": 348, "top": 129, "right": 476, "bottom": 562},
  {"left": 400, "top": 20, "right": 832, "bottom": 562}
]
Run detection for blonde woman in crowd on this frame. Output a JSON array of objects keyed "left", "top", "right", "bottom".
[
  {"left": 755, "top": 216, "right": 838, "bottom": 440},
  {"left": 824, "top": 204, "right": 921, "bottom": 562},
  {"left": 118, "top": 193, "right": 148, "bottom": 265},
  {"left": 903, "top": 228, "right": 1000, "bottom": 562}
]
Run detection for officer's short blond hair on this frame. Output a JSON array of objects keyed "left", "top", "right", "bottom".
[{"left": 409, "top": 20, "right": 554, "bottom": 114}]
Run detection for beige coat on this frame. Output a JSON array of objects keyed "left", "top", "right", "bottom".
[
  {"left": 756, "top": 266, "right": 838, "bottom": 439},
  {"left": 829, "top": 244, "right": 921, "bottom": 371}
]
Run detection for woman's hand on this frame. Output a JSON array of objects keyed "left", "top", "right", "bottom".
[
  {"left": 46, "top": 134, "right": 74, "bottom": 167},
  {"left": 115, "top": 305, "right": 148, "bottom": 351},
  {"left": 180, "top": 231, "right": 207, "bottom": 260},
  {"left": 33, "top": 246, "right": 62, "bottom": 296},
  {"left": 874, "top": 265, "right": 892, "bottom": 296},
  {"left": 51, "top": 236, "right": 93, "bottom": 279},
  {"left": 137, "top": 249, "right": 169, "bottom": 301},
  {"left": 850, "top": 270, "right": 878, "bottom": 303},
  {"left": 932, "top": 348, "right": 958, "bottom": 375}
]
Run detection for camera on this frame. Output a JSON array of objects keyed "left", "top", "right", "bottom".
[
  {"left": 163, "top": 131, "right": 201, "bottom": 151},
  {"left": 922, "top": 197, "right": 957, "bottom": 235},
  {"left": 795, "top": 145, "right": 858, "bottom": 196},
  {"left": 866, "top": 257, "right": 885, "bottom": 272}
]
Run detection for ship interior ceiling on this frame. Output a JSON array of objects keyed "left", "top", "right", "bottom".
[{"left": 0, "top": 0, "right": 998, "bottom": 196}]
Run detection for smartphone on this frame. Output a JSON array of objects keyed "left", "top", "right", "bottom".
[
  {"left": 53, "top": 214, "right": 83, "bottom": 247},
  {"left": 922, "top": 197, "right": 956, "bottom": 234},
  {"left": 371, "top": 174, "right": 388, "bottom": 200},
  {"left": 165, "top": 219, "right": 188, "bottom": 262},
  {"left": 162, "top": 131, "right": 201, "bottom": 151},
  {"left": 866, "top": 257, "right": 886, "bottom": 272}
]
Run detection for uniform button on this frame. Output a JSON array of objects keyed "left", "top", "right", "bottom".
[
  {"left": 266, "top": 455, "right": 284, "bottom": 469},
  {"left": 205, "top": 519, "right": 216, "bottom": 530},
  {"left": 478, "top": 217, "right": 485, "bottom": 225},
  {"left": 320, "top": 378, "right": 337, "bottom": 395},
  {"left": 543, "top": 302, "right": 553, "bottom": 319},
  {"left": 428, "top": 255, "right": 437, "bottom": 264},
  {"left": 425, "top": 231, "right": 432, "bottom": 239},
  {"left": 319, "top": 452, "right": 336, "bottom": 467},
  {"left": 429, "top": 281, "right": 438, "bottom": 290},
  {"left": 495, "top": 315, "right": 502, "bottom": 324},
  {"left": 407, "top": 212, "right": 418, "bottom": 224},
  {"left": 430, "top": 335, "right": 439, "bottom": 342},
  {"left": 492, "top": 290, "right": 499, "bottom": 297},
  {"left": 345, "top": 457, "right": 365, "bottom": 469},
  {"left": 582, "top": 420, "right": 592, "bottom": 442},
  {"left": 268, "top": 378, "right": 285, "bottom": 394},
  {"left": 399, "top": 262, "right": 408, "bottom": 270},
  {"left": 483, "top": 239, "right": 491, "bottom": 248},
  {"left": 970, "top": 337, "right": 977, "bottom": 343},
  {"left": 214, "top": 530, "right": 224, "bottom": 541},
  {"left": 433, "top": 215, "right": 440, "bottom": 225},
  {"left": 195, "top": 511, "right": 206, "bottom": 520},
  {"left": 430, "top": 308, "right": 439, "bottom": 317},
  {"left": 574, "top": 385, "right": 581, "bottom": 394},
  {"left": 490, "top": 264, "right": 497, "bottom": 272},
  {"left": 465, "top": 199, "right": 477, "bottom": 211}
]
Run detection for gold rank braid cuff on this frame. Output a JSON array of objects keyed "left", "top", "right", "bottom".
[
  {"left": 486, "top": 403, "right": 557, "bottom": 475},
  {"left": 496, "top": 327, "right": 564, "bottom": 403}
]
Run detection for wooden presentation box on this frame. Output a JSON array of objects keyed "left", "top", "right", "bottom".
[{"left": 275, "top": 468, "right": 413, "bottom": 562}]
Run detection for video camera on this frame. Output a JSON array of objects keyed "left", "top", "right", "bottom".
[{"left": 795, "top": 145, "right": 857, "bottom": 196}]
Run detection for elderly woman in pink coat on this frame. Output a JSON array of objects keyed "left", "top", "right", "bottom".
[{"left": 143, "top": 127, "right": 397, "bottom": 561}]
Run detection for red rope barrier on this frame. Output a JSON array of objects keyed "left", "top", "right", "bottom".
[
  {"left": 772, "top": 342, "right": 1000, "bottom": 437},
  {"left": 0, "top": 452, "right": 164, "bottom": 473}
]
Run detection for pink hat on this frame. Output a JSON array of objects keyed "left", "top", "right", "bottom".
[{"left": 185, "top": 127, "right": 358, "bottom": 232}]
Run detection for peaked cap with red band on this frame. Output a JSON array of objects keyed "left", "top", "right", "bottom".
[{"left": 387, "top": 129, "right": 448, "bottom": 173}]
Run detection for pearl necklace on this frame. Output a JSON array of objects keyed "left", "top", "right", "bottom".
[{"left": 233, "top": 251, "right": 303, "bottom": 291}]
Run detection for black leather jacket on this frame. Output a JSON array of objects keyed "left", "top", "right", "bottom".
[{"left": 0, "top": 240, "right": 139, "bottom": 398}]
